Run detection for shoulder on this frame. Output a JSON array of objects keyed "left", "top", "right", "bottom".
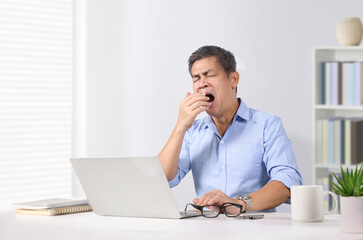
[
  {"left": 248, "top": 108, "right": 288, "bottom": 142},
  {"left": 238, "top": 100, "right": 281, "bottom": 127},
  {"left": 246, "top": 108, "right": 286, "bottom": 139},
  {"left": 248, "top": 107, "right": 282, "bottom": 127}
]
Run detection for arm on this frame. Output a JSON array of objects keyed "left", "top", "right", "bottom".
[
  {"left": 193, "top": 180, "right": 290, "bottom": 212},
  {"left": 194, "top": 116, "right": 301, "bottom": 210},
  {"left": 158, "top": 93, "right": 211, "bottom": 181},
  {"left": 247, "top": 180, "right": 290, "bottom": 211},
  {"left": 158, "top": 127, "right": 187, "bottom": 181}
]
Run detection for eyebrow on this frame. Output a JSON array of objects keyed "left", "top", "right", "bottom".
[{"left": 191, "top": 69, "right": 216, "bottom": 78}]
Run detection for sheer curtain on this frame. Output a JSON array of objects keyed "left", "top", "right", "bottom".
[{"left": 0, "top": 0, "right": 72, "bottom": 210}]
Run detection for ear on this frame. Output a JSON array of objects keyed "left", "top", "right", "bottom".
[{"left": 230, "top": 72, "right": 239, "bottom": 89}]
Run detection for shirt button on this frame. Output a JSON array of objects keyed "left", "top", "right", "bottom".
[
  {"left": 221, "top": 140, "right": 224, "bottom": 144},
  {"left": 221, "top": 165, "right": 224, "bottom": 169}
]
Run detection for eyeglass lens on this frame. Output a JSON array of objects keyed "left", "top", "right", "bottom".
[
  {"left": 200, "top": 205, "right": 221, "bottom": 217},
  {"left": 223, "top": 204, "right": 242, "bottom": 217},
  {"left": 185, "top": 203, "right": 242, "bottom": 218}
]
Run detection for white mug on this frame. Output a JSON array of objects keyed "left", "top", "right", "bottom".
[{"left": 291, "top": 185, "right": 337, "bottom": 222}]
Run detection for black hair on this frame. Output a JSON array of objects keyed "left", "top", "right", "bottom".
[{"left": 188, "top": 45, "right": 236, "bottom": 76}]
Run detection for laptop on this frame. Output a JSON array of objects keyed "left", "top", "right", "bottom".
[{"left": 70, "top": 156, "right": 201, "bottom": 219}]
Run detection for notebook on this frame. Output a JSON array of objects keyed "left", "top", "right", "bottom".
[
  {"left": 70, "top": 156, "right": 201, "bottom": 219},
  {"left": 14, "top": 198, "right": 92, "bottom": 216},
  {"left": 14, "top": 198, "right": 89, "bottom": 210}
]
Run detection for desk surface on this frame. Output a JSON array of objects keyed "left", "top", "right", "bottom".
[{"left": 1, "top": 211, "right": 362, "bottom": 240}]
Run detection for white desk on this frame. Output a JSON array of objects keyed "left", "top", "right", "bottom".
[{"left": 0, "top": 211, "right": 362, "bottom": 240}]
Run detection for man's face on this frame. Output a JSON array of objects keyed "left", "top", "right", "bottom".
[{"left": 191, "top": 56, "right": 238, "bottom": 118}]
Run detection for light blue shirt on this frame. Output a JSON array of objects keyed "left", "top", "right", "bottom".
[{"left": 169, "top": 98, "right": 303, "bottom": 212}]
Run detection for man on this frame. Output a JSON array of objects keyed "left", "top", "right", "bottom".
[{"left": 158, "top": 45, "right": 302, "bottom": 213}]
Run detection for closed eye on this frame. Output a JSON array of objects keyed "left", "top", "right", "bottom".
[{"left": 193, "top": 77, "right": 200, "bottom": 83}]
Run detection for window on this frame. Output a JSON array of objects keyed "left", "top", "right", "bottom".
[{"left": 0, "top": 0, "right": 72, "bottom": 209}]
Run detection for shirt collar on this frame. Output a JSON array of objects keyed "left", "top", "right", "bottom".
[
  {"left": 205, "top": 98, "right": 250, "bottom": 129},
  {"left": 235, "top": 98, "right": 250, "bottom": 121}
]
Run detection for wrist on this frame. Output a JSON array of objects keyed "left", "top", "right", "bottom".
[
  {"left": 174, "top": 123, "right": 188, "bottom": 135},
  {"left": 235, "top": 199, "right": 247, "bottom": 212},
  {"left": 236, "top": 194, "right": 252, "bottom": 213}
]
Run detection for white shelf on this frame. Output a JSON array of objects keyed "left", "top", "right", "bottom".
[
  {"left": 314, "top": 46, "right": 363, "bottom": 50},
  {"left": 315, "top": 164, "right": 362, "bottom": 170},
  {"left": 314, "top": 105, "right": 363, "bottom": 111},
  {"left": 312, "top": 47, "right": 363, "bottom": 183}
]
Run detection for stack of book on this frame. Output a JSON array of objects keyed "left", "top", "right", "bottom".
[
  {"left": 13, "top": 198, "right": 92, "bottom": 216},
  {"left": 316, "top": 117, "right": 363, "bottom": 165},
  {"left": 321, "top": 61, "right": 363, "bottom": 106}
]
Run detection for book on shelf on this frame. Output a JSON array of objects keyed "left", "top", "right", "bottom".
[
  {"left": 321, "top": 61, "right": 363, "bottom": 106},
  {"left": 327, "top": 118, "right": 334, "bottom": 164},
  {"left": 354, "top": 62, "right": 361, "bottom": 106},
  {"left": 13, "top": 198, "right": 92, "bottom": 216},
  {"left": 344, "top": 118, "right": 351, "bottom": 165},
  {"left": 361, "top": 62, "right": 363, "bottom": 105},
  {"left": 325, "top": 62, "right": 331, "bottom": 105},
  {"left": 316, "top": 117, "right": 363, "bottom": 166},
  {"left": 351, "top": 118, "right": 363, "bottom": 165},
  {"left": 322, "top": 119, "right": 328, "bottom": 164},
  {"left": 333, "top": 117, "right": 343, "bottom": 165},
  {"left": 316, "top": 119, "right": 323, "bottom": 164},
  {"left": 331, "top": 62, "right": 339, "bottom": 105},
  {"left": 321, "top": 62, "right": 326, "bottom": 105},
  {"left": 316, "top": 177, "right": 332, "bottom": 211},
  {"left": 338, "top": 62, "right": 343, "bottom": 105},
  {"left": 348, "top": 63, "right": 355, "bottom": 106},
  {"left": 342, "top": 62, "right": 350, "bottom": 106}
]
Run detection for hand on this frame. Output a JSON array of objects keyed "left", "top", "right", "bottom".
[
  {"left": 193, "top": 190, "right": 246, "bottom": 215},
  {"left": 176, "top": 92, "right": 211, "bottom": 132},
  {"left": 193, "top": 189, "right": 238, "bottom": 206}
]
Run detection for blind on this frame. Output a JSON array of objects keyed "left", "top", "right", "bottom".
[{"left": 0, "top": 0, "right": 72, "bottom": 209}]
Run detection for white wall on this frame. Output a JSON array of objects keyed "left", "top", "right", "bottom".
[{"left": 74, "top": 0, "right": 363, "bottom": 209}]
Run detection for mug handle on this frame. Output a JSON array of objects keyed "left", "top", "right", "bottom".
[{"left": 323, "top": 191, "right": 338, "bottom": 214}]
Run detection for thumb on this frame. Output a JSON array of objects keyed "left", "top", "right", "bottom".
[{"left": 185, "top": 92, "right": 191, "bottom": 98}]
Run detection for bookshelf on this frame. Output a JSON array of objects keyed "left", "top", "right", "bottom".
[{"left": 313, "top": 47, "right": 363, "bottom": 185}]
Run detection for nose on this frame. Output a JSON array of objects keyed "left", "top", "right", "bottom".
[{"left": 198, "top": 76, "right": 208, "bottom": 91}]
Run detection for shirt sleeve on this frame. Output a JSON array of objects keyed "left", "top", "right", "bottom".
[
  {"left": 262, "top": 115, "right": 303, "bottom": 189},
  {"left": 168, "top": 129, "right": 192, "bottom": 188}
]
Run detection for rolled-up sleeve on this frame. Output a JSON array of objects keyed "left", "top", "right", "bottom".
[
  {"left": 168, "top": 130, "right": 192, "bottom": 188},
  {"left": 262, "top": 116, "right": 303, "bottom": 189}
]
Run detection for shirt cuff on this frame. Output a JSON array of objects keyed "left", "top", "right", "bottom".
[
  {"left": 270, "top": 168, "right": 303, "bottom": 189},
  {"left": 269, "top": 169, "right": 303, "bottom": 204},
  {"left": 168, "top": 174, "right": 180, "bottom": 188}
]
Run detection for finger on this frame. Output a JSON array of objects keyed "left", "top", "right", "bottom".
[
  {"left": 193, "top": 198, "right": 199, "bottom": 204},
  {"left": 205, "top": 191, "right": 227, "bottom": 206},
  {"left": 180, "top": 92, "right": 192, "bottom": 106},
  {"left": 196, "top": 194, "right": 209, "bottom": 206},
  {"left": 192, "top": 106, "right": 210, "bottom": 116},
  {"left": 182, "top": 104, "right": 209, "bottom": 122},
  {"left": 183, "top": 93, "right": 209, "bottom": 106},
  {"left": 207, "top": 196, "right": 219, "bottom": 206},
  {"left": 198, "top": 194, "right": 213, "bottom": 206},
  {"left": 182, "top": 99, "right": 210, "bottom": 117},
  {"left": 188, "top": 100, "right": 211, "bottom": 112}
]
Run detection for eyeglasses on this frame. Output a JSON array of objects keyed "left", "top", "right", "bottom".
[{"left": 184, "top": 202, "right": 243, "bottom": 218}]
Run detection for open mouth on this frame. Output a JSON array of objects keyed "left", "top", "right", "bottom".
[{"left": 205, "top": 94, "right": 215, "bottom": 103}]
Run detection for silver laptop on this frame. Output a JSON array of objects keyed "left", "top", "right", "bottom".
[{"left": 70, "top": 156, "right": 201, "bottom": 219}]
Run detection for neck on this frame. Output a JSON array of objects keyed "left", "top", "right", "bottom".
[{"left": 212, "top": 99, "right": 240, "bottom": 137}]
